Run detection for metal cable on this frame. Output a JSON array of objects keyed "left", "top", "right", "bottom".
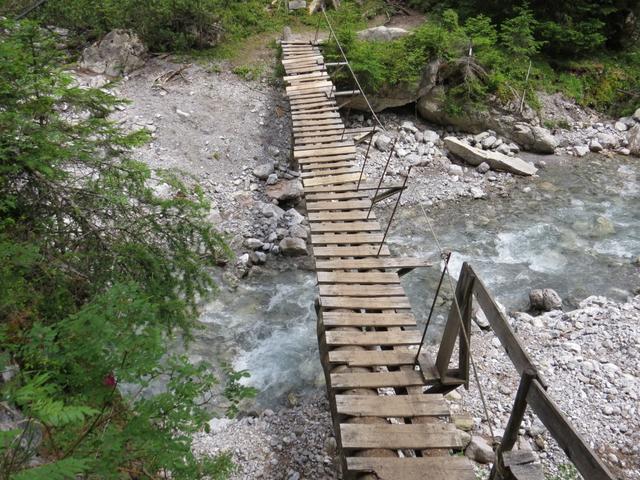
[
  {"left": 418, "top": 202, "right": 497, "bottom": 443},
  {"left": 321, "top": 7, "right": 386, "bottom": 132}
]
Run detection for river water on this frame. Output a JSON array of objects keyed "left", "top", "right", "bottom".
[{"left": 195, "top": 154, "right": 639, "bottom": 408}]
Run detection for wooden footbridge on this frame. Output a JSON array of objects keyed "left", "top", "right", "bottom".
[{"left": 280, "top": 29, "right": 615, "bottom": 480}]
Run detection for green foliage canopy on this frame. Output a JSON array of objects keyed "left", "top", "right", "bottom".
[{"left": 0, "top": 20, "right": 253, "bottom": 479}]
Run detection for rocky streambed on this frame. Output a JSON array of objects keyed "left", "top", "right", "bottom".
[{"left": 95, "top": 50, "right": 639, "bottom": 479}]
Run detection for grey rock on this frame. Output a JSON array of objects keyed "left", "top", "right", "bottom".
[
  {"left": 375, "top": 134, "right": 392, "bottom": 152},
  {"left": 633, "top": 108, "right": 640, "bottom": 122},
  {"left": 279, "top": 237, "right": 307, "bottom": 256},
  {"left": 448, "top": 164, "right": 464, "bottom": 176},
  {"left": 250, "top": 251, "right": 267, "bottom": 265},
  {"left": 253, "top": 163, "right": 274, "bottom": 180},
  {"left": 476, "top": 162, "right": 490, "bottom": 174},
  {"left": 596, "top": 132, "right": 619, "bottom": 149},
  {"left": 574, "top": 145, "right": 590, "bottom": 157},
  {"left": 261, "top": 203, "right": 285, "bottom": 220},
  {"left": 530, "top": 288, "right": 562, "bottom": 311},
  {"left": 470, "top": 186, "right": 486, "bottom": 199},
  {"left": 414, "top": 131, "right": 424, "bottom": 143},
  {"left": 288, "top": 0, "right": 306, "bottom": 10},
  {"left": 286, "top": 208, "right": 305, "bottom": 226},
  {"left": 615, "top": 121, "right": 628, "bottom": 132},
  {"left": 465, "top": 436, "right": 494, "bottom": 464},
  {"left": 244, "top": 238, "right": 263, "bottom": 250},
  {"left": 266, "top": 173, "right": 278, "bottom": 185},
  {"left": 266, "top": 180, "right": 304, "bottom": 202},
  {"left": 356, "top": 26, "right": 409, "bottom": 42},
  {"left": 496, "top": 143, "right": 511, "bottom": 155},
  {"left": 238, "top": 253, "right": 250, "bottom": 267},
  {"left": 423, "top": 129, "right": 440, "bottom": 143},
  {"left": 482, "top": 135, "right": 497, "bottom": 149},
  {"left": 473, "top": 309, "right": 490, "bottom": 329},
  {"left": 627, "top": 124, "right": 640, "bottom": 156},
  {"left": 444, "top": 137, "right": 537, "bottom": 176},
  {"left": 589, "top": 139, "right": 603, "bottom": 152},
  {"left": 80, "top": 29, "right": 146, "bottom": 77},
  {"left": 400, "top": 120, "right": 418, "bottom": 132},
  {"left": 511, "top": 124, "right": 558, "bottom": 154},
  {"left": 289, "top": 224, "right": 308, "bottom": 240}
]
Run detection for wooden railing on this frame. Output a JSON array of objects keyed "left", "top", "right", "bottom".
[{"left": 431, "top": 262, "right": 615, "bottom": 480}]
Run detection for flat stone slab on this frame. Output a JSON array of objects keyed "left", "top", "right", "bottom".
[{"left": 444, "top": 137, "right": 537, "bottom": 176}]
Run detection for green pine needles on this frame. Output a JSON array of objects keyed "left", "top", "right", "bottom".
[{"left": 0, "top": 20, "right": 253, "bottom": 479}]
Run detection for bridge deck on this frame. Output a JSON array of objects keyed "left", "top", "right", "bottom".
[{"left": 282, "top": 40, "right": 475, "bottom": 480}]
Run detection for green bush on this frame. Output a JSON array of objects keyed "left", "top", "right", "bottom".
[{"left": 0, "top": 20, "right": 254, "bottom": 479}]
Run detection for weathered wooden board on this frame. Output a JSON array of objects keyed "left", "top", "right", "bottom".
[
  {"left": 335, "top": 395, "right": 450, "bottom": 418},
  {"left": 311, "top": 233, "right": 383, "bottom": 244},
  {"left": 324, "top": 330, "right": 422, "bottom": 346},
  {"left": 320, "top": 295, "right": 410, "bottom": 309},
  {"left": 306, "top": 200, "right": 371, "bottom": 211},
  {"left": 308, "top": 210, "right": 376, "bottom": 222},
  {"left": 295, "top": 140, "right": 351, "bottom": 152},
  {"left": 328, "top": 349, "right": 421, "bottom": 367},
  {"left": 302, "top": 160, "right": 355, "bottom": 171},
  {"left": 312, "top": 245, "right": 391, "bottom": 257},
  {"left": 339, "top": 423, "right": 461, "bottom": 450},
  {"left": 319, "top": 284, "right": 405, "bottom": 297},
  {"left": 310, "top": 221, "right": 381, "bottom": 232},
  {"left": 301, "top": 167, "right": 360, "bottom": 179},
  {"left": 291, "top": 111, "right": 342, "bottom": 121},
  {"left": 322, "top": 311, "right": 414, "bottom": 326},
  {"left": 315, "top": 257, "right": 431, "bottom": 270},
  {"left": 345, "top": 457, "right": 475, "bottom": 480},
  {"left": 305, "top": 191, "right": 370, "bottom": 201},
  {"left": 298, "top": 153, "right": 356, "bottom": 164},
  {"left": 330, "top": 370, "right": 426, "bottom": 389},
  {"left": 303, "top": 172, "right": 362, "bottom": 188}
]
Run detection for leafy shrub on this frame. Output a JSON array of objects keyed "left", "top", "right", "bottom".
[{"left": 0, "top": 20, "right": 254, "bottom": 479}]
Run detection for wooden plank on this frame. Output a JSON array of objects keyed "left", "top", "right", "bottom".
[
  {"left": 302, "top": 160, "right": 354, "bottom": 171},
  {"left": 340, "top": 423, "right": 461, "bottom": 450},
  {"left": 298, "top": 153, "right": 356, "bottom": 164},
  {"left": 301, "top": 167, "right": 360, "bottom": 179},
  {"left": 291, "top": 111, "right": 342, "bottom": 121},
  {"left": 322, "top": 310, "right": 414, "bottom": 326},
  {"left": 313, "top": 245, "right": 391, "bottom": 258},
  {"left": 315, "top": 257, "right": 431, "bottom": 270},
  {"left": 293, "top": 124, "right": 348, "bottom": 133},
  {"left": 285, "top": 65, "right": 326, "bottom": 74},
  {"left": 290, "top": 95, "right": 330, "bottom": 106},
  {"left": 303, "top": 181, "right": 403, "bottom": 193},
  {"left": 330, "top": 370, "right": 426, "bottom": 389},
  {"left": 335, "top": 394, "right": 450, "bottom": 418},
  {"left": 284, "top": 71, "right": 326, "bottom": 82},
  {"left": 306, "top": 191, "right": 370, "bottom": 201},
  {"left": 310, "top": 221, "right": 381, "bottom": 233},
  {"left": 308, "top": 210, "right": 376, "bottom": 222},
  {"left": 295, "top": 134, "right": 351, "bottom": 145},
  {"left": 292, "top": 118, "right": 344, "bottom": 128},
  {"left": 303, "top": 172, "right": 361, "bottom": 187},
  {"left": 294, "top": 140, "right": 351, "bottom": 151},
  {"left": 346, "top": 457, "right": 475, "bottom": 480},
  {"left": 291, "top": 107, "right": 338, "bottom": 116},
  {"left": 526, "top": 380, "right": 614, "bottom": 480},
  {"left": 286, "top": 82, "right": 333, "bottom": 94},
  {"left": 312, "top": 233, "right": 383, "bottom": 245},
  {"left": 328, "top": 349, "right": 422, "bottom": 367},
  {"left": 320, "top": 295, "right": 410, "bottom": 309},
  {"left": 324, "top": 330, "right": 422, "bottom": 346},
  {"left": 307, "top": 200, "right": 371, "bottom": 211},
  {"left": 319, "top": 284, "right": 405, "bottom": 296}
]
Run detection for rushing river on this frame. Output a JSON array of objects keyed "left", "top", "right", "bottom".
[{"left": 195, "top": 154, "right": 640, "bottom": 408}]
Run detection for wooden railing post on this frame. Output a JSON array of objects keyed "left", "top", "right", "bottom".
[
  {"left": 435, "top": 262, "right": 474, "bottom": 382},
  {"left": 489, "top": 368, "right": 536, "bottom": 480}
]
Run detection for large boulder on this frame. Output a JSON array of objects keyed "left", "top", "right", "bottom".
[
  {"left": 510, "top": 123, "right": 558, "bottom": 154},
  {"left": 79, "top": 30, "right": 146, "bottom": 77},
  {"left": 266, "top": 179, "right": 304, "bottom": 203},
  {"left": 628, "top": 124, "right": 640, "bottom": 156},
  {"left": 443, "top": 137, "right": 537, "bottom": 176},
  {"left": 279, "top": 237, "right": 307, "bottom": 256},
  {"left": 357, "top": 26, "right": 409, "bottom": 42}
]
